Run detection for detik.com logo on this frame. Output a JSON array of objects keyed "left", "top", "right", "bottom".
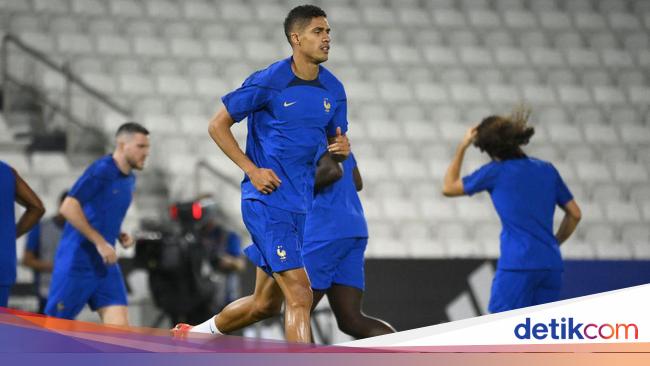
[{"left": 514, "top": 317, "right": 638, "bottom": 340}]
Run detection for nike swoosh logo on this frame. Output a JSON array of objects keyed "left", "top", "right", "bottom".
[{"left": 283, "top": 101, "right": 297, "bottom": 107}]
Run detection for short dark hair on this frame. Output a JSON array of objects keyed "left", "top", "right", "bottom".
[
  {"left": 474, "top": 107, "right": 535, "bottom": 161},
  {"left": 116, "top": 122, "right": 149, "bottom": 138},
  {"left": 283, "top": 5, "right": 327, "bottom": 44}
]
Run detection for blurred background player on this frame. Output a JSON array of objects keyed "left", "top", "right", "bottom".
[
  {"left": 198, "top": 211, "right": 246, "bottom": 307},
  {"left": 44, "top": 123, "right": 150, "bottom": 325},
  {"left": 304, "top": 151, "right": 396, "bottom": 339},
  {"left": 0, "top": 161, "right": 45, "bottom": 308},
  {"left": 23, "top": 190, "right": 68, "bottom": 313},
  {"left": 442, "top": 108, "right": 582, "bottom": 313},
  {"left": 173, "top": 5, "right": 350, "bottom": 343}
]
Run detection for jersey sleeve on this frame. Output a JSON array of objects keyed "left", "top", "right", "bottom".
[
  {"left": 68, "top": 168, "right": 108, "bottom": 205},
  {"left": 462, "top": 162, "right": 501, "bottom": 196},
  {"left": 554, "top": 167, "right": 574, "bottom": 206},
  {"left": 221, "top": 71, "right": 275, "bottom": 123},
  {"left": 326, "top": 86, "right": 349, "bottom": 137},
  {"left": 25, "top": 222, "right": 41, "bottom": 253},
  {"left": 226, "top": 232, "right": 242, "bottom": 256}
]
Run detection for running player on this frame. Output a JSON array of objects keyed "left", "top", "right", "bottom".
[
  {"left": 304, "top": 152, "right": 396, "bottom": 339},
  {"left": 0, "top": 161, "right": 45, "bottom": 307},
  {"left": 45, "top": 123, "right": 150, "bottom": 325},
  {"left": 173, "top": 5, "right": 350, "bottom": 343},
  {"left": 442, "top": 108, "right": 582, "bottom": 313}
]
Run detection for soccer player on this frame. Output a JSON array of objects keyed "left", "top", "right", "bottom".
[
  {"left": 442, "top": 108, "right": 582, "bottom": 313},
  {"left": 0, "top": 161, "right": 45, "bottom": 307},
  {"left": 304, "top": 152, "right": 396, "bottom": 339},
  {"left": 173, "top": 5, "right": 350, "bottom": 343},
  {"left": 45, "top": 123, "right": 150, "bottom": 325},
  {"left": 23, "top": 191, "right": 68, "bottom": 313}
]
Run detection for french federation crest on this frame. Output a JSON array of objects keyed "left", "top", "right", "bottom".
[{"left": 276, "top": 245, "right": 287, "bottom": 261}]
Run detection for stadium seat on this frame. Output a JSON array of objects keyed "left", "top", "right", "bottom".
[
  {"left": 528, "top": 47, "right": 565, "bottom": 67},
  {"left": 146, "top": 0, "right": 181, "bottom": 19},
  {"left": 182, "top": 1, "right": 217, "bottom": 20},
  {"left": 32, "top": 0, "right": 69, "bottom": 14},
  {"left": 592, "top": 86, "right": 627, "bottom": 105},
  {"left": 432, "top": 9, "right": 467, "bottom": 29},
  {"left": 503, "top": 10, "right": 537, "bottom": 29},
  {"left": 556, "top": 86, "right": 592, "bottom": 105},
  {"left": 456, "top": 200, "right": 494, "bottom": 222},
  {"left": 95, "top": 35, "right": 131, "bottom": 56},
  {"left": 467, "top": 10, "right": 501, "bottom": 29},
  {"left": 422, "top": 46, "right": 458, "bottom": 66},
  {"left": 613, "top": 162, "right": 649, "bottom": 183},
  {"left": 169, "top": 38, "right": 204, "bottom": 59},
  {"left": 361, "top": 7, "right": 396, "bottom": 26},
  {"left": 396, "top": 8, "right": 430, "bottom": 27},
  {"left": 538, "top": 11, "right": 572, "bottom": 30},
  {"left": 576, "top": 162, "right": 613, "bottom": 183},
  {"left": 133, "top": 36, "right": 167, "bottom": 56},
  {"left": 619, "top": 124, "right": 650, "bottom": 144},
  {"left": 574, "top": 12, "right": 607, "bottom": 30}
]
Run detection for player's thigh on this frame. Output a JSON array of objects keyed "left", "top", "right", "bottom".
[
  {"left": 252, "top": 267, "right": 284, "bottom": 310},
  {"left": 327, "top": 284, "right": 364, "bottom": 321},
  {"left": 273, "top": 267, "right": 312, "bottom": 308}
]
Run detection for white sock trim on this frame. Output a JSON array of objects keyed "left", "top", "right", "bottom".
[{"left": 189, "top": 316, "right": 222, "bottom": 335}]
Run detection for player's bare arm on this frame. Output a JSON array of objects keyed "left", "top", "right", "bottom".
[
  {"left": 314, "top": 152, "right": 343, "bottom": 192},
  {"left": 442, "top": 126, "right": 477, "bottom": 197},
  {"left": 555, "top": 200, "right": 582, "bottom": 245},
  {"left": 208, "top": 107, "right": 282, "bottom": 195},
  {"left": 352, "top": 166, "right": 363, "bottom": 192},
  {"left": 14, "top": 168, "right": 45, "bottom": 238},
  {"left": 59, "top": 196, "right": 117, "bottom": 265},
  {"left": 22, "top": 250, "right": 53, "bottom": 272}
]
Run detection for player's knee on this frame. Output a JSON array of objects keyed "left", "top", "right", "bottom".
[
  {"left": 336, "top": 314, "right": 363, "bottom": 336},
  {"left": 252, "top": 298, "right": 282, "bottom": 320},
  {"left": 285, "top": 285, "right": 313, "bottom": 311}
]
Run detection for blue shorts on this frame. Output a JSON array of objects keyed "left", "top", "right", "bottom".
[
  {"left": 303, "top": 237, "right": 368, "bottom": 291},
  {"left": 488, "top": 269, "right": 562, "bottom": 313},
  {"left": 242, "top": 199, "right": 306, "bottom": 276},
  {"left": 45, "top": 265, "right": 127, "bottom": 319},
  {"left": 0, "top": 285, "right": 10, "bottom": 307}
]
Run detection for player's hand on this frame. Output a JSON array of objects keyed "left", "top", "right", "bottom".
[
  {"left": 461, "top": 126, "right": 477, "bottom": 149},
  {"left": 118, "top": 232, "right": 135, "bottom": 249},
  {"left": 95, "top": 241, "right": 118, "bottom": 265},
  {"left": 328, "top": 127, "right": 350, "bottom": 160},
  {"left": 248, "top": 167, "right": 282, "bottom": 194}
]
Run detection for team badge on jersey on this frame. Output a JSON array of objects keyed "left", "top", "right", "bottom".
[
  {"left": 276, "top": 245, "right": 287, "bottom": 261},
  {"left": 323, "top": 98, "right": 331, "bottom": 113},
  {"left": 57, "top": 301, "right": 65, "bottom": 312}
]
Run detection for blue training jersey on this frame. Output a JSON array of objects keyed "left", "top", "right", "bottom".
[
  {"left": 462, "top": 157, "right": 573, "bottom": 271},
  {"left": 0, "top": 161, "right": 17, "bottom": 286},
  {"left": 304, "top": 153, "right": 368, "bottom": 242},
  {"left": 54, "top": 155, "right": 135, "bottom": 276},
  {"left": 222, "top": 57, "right": 348, "bottom": 214}
]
